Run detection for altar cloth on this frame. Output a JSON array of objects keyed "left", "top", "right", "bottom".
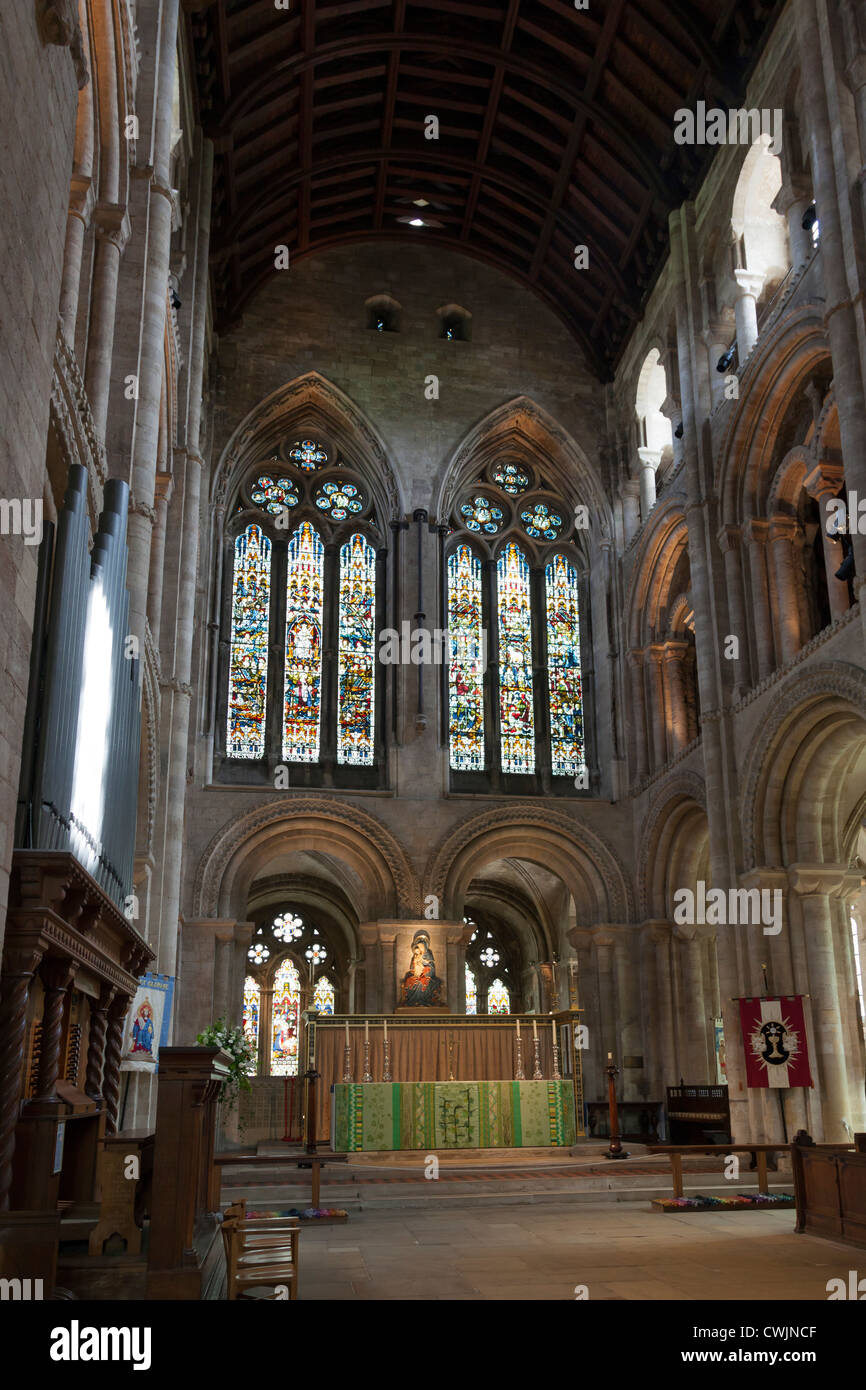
[{"left": 331, "top": 1080, "right": 575, "bottom": 1151}]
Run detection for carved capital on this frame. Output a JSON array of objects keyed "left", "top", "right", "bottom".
[
  {"left": 94, "top": 203, "right": 131, "bottom": 254},
  {"left": 717, "top": 523, "right": 742, "bottom": 555}
]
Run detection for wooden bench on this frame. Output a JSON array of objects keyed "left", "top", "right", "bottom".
[{"left": 646, "top": 1143, "right": 786, "bottom": 1198}]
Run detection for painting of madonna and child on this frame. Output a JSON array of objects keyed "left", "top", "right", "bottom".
[{"left": 399, "top": 931, "right": 445, "bottom": 1008}]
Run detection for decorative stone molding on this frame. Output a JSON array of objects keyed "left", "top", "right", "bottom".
[
  {"left": 50, "top": 328, "right": 106, "bottom": 516},
  {"left": 159, "top": 677, "right": 193, "bottom": 697},
  {"left": 94, "top": 203, "right": 131, "bottom": 253},
  {"left": 193, "top": 797, "right": 420, "bottom": 919},
  {"left": 129, "top": 498, "right": 157, "bottom": 524},
  {"left": 138, "top": 625, "right": 160, "bottom": 859},
  {"left": 787, "top": 863, "right": 861, "bottom": 899},
  {"left": 740, "top": 661, "right": 866, "bottom": 867},
  {"left": 630, "top": 733, "right": 703, "bottom": 799},
  {"left": 36, "top": 0, "right": 89, "bottom": 89},
  {"left": 732, "top": 604, "right": 861, "bottom": 716},
  {"left": 424, "top": 803, "right": 635, "bottom": 924}
]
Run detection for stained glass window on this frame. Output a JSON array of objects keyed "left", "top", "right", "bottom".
[
  {"left": 447, "top": 545, "right": 485, "bottom": 771},
  {"left": 283, "top": 523, "right": 324, "bottom": 761},
  {"left": 250, "top": 474, "right": 299, "bottom": 514},
  {"left": 521, "top": 501, "right": 563, "bottom": 540},
  {"left": 227, "top": 524, "right": 271, "bottom": 758},
  {"left": 338, "top": 533, "right": 376, "bottom": 766},
  {"left": 289, "top": 439, "right": 328, "bottom": 471},
  {"left": 465, "top": 966, "right": 477, "bottom": 1016},
  {"left": 271, "top": 959, "right": 301, "bottom": 1075},
  {"left": 497, "top": 542, "right": 535, "bottom": 774},
  {"left": 313, "top": 976, "right": 335, "bottom": 1015},
  {"left": 461, "top": 495, "right": 504, "bottom": 534},
  {"left": 242, "top": 976, "right": 260, "bottom": 1057},
  {"left": 315, "top": 481, "right": 364, "bottom": 520},
  {"left": 492, "top": 462, "right": 530, "bottom": 495},
  {"left": 487, "top": 978, "right": 510, "bottom": 1014},
  {"left": 545, "top": 554, "right": 584, "bottom": 777}
]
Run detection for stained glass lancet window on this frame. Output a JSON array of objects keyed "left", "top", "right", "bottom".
[
  {"left": 283, "top": 523, "right": 324, "bottom": 761},
  {"left": 497, "top": 542, "right": 535, "bottom": 774},
  {"left": 242, "top": 976, "right": 260, "bottom": 1058},
  {"left": 271, "top": 959, "right": 301, "bottom": 1075},
  {"left": 465, "top": 965, "right": 477, "bottom": 1016},
  {"left": 227, "top": 524, "right": 271, "bottom": 758},
  {"left": 487, "top": 978, "right": 510, "bottom": 1014},
  {"left": 338, "top": 533, "right": 376, "bottom": 766},
  {"left": 545, "top": 554, "right": 584, "bottom": 777},
  {"left": 313, "top": 976, "right": 335, "bottom": 1015},
  {"left": 447, "top": 545, "right": 485, "bottom": 771}
]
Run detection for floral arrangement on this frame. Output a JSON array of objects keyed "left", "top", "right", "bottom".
[{"left": 196, "top": 1018, "right": 256, "bottom": 1135}]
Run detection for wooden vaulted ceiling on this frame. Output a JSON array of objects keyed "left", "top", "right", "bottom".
[{"left": 187, "top": 0, "right": 784, "bottom": 379}]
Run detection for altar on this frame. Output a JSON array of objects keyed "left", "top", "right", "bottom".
[{"left": 332, "top": 1080, "right": 576, "bottom": 1151}]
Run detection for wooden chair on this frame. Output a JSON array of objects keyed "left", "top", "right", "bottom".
[{"left": 221, "top": 1209, "right": 300, "bottom": 1300}]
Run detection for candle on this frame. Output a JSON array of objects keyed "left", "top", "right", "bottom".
[
  {"left": 607, "top": 1051, "right": 612, "bottom": 1060},
  {"left": 365, "top": 1019, "right": 369, "bottom": 1043},
  {"left": 383, "top": 1017, "right": 388, "bottom": 1042},
  {"left": 515, "top": 1018, "right": 520, "bottom": 1039},
  {"left": 552, "top": 1017, "right": 557, "bottom": 1045},
  {"left": 345, "top": 1021, "right": 350, "bottom": 1045},
  {"left": 532, "top": 1019, "right": 538, "bottom": 1041}
]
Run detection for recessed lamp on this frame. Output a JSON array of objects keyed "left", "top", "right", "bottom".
[
  {"left": 409, "top": 217, "right": 425, "bottom": 227},
  {"left": 413, "top": 198, "right": 429, "bottom": 207}
]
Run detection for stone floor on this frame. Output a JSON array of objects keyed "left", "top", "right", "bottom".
[{"left": 292, "top": 1200, "right": 853, "bottom": 1301}]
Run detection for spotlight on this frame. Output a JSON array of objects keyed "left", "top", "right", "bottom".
[
  {"left": 801, "top": 203, "right": 818, "bottom": 232},
  {"left": 409, "top": 217, "right": 425, "bottom": 227},
  {"left": 674, "top": 421, "right": 684, "bottom": 439},
  {"left": 835, "top": 551, "right": 855, "bottom": 582},
  {"left": 716, "top": 345, "right": 736, "bottom": 373},
  {"left": 170, "top": 289, "right": 182, "bottom": 311}
]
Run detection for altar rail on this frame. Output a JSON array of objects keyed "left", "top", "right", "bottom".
[{"left": 305, "top": 1013, "right": 585, "bottom": 1146}]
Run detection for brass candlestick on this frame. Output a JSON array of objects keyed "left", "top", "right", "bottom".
[
  {"left": 515, "top": 1033, "right": 525, "bottom": 1080},
  {"left": 447, "top": 1033, "right": 456, "bottom": 1082},
  {"left": 552, "top": 1032, "right": 562, "bottom": 1081},
  {"left": 383, "top": 1036, "right": 392, "bottom": 1082},
  {"left": 362, "top": 1039, "right": 373, "bottom": 1083},
  {"left": 532, "top": 1035, "right": 543, "bottom": 1080},
  {"left": 342, "top": 1043, "right": 352, "bottom": 1084}
]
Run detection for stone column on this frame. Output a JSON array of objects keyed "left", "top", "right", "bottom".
[
  {"left": 675, "top": 927, "right": 711, "bottom": 1081},
  {"left": 124, "top": 0, "right": 182, "bottom": 645},
  {"left": 591, "top": 933, "right": 617, "bottom": 1065},
  {"left": 147, "top": 470, "right": 174, "bottom": 652},
  {"left": 788, "top": 864, "right": 862, "bottom": 1140},
  {"left": 802, "top": 459, "right": 850, "bottom": 618},
  {"left": 638, "top": 448, "right": 658, "bottom": 520},
  {"left": 627, "top": 650, "right": 649, "bottom": 782},
  {"left": 732, "top": 269, "right": 765, "bottom": 365},
  {"left": 652, "top": 926, "right": 677, "bottom": 1088},
  {"left": 769, "top": 517, "right": 802, "bottom": 662},
  {"left": 648, "top": 646, "right": 667, "bottom": 770},
  {"left": 59, "top": 175, "right": 93, "bottom": 343},
  {"left": 0, "top": 946, "right": 43, "bottom": 1209},
  {"left": 663, "top": 641, "right": 689, "bottom": 755},
  {"left": 621, "top": 480, "right": 640, "bottom": 542},
  {"left": 772, "top": 174, "right": 814, "bottom": 269},
  {"left": 744, "top": 520, "right": 775, "bottom": 678},
  {"left": 84, "top": 204, "right": 130, "bottom": 441},
  {"left": 212, "top": 927, "right": 234, "bottom": 1022},
  {"left": 717, "top": 524, "right": 751, "bottom": 694}
]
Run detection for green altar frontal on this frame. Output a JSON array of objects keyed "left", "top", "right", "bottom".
[{"left": 331, "top": 1080, "right": 576, "bottom": 1151}]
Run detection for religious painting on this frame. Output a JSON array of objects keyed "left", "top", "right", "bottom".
[
  {"left": 400, "top": 930, "right": 445, "bottom": 1007},
  {"left": 121, "top": 973, "right": 174, "bottom": 1068}
]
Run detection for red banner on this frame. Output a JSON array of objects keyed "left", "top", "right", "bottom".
[{"left": 738, "top": 996, "right": 813, "bottom": 1089}]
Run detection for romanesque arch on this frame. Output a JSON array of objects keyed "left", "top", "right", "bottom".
[{"left": 193, "top": 796, "right": 421, "bottom": 921}]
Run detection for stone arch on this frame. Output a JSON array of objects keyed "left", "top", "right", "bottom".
[
  {"left": 740, "top": 663, "right": 866, "bottom": 867},
  {"left": 638, "top": 772, "right": 708, "bottom": 919},
  {"left": 716, "top": 305, "right": 829, "bottom": 525},
  {"left": 625, "top": 499, "right": 690, "bottom": 649},
  {"left": 193, "top": 796, "right": 420, "bottom": 920},
  {"left": 424, "top": 805, "right": 634, "bottom": 925},
  {"left": 730, "top": 133, "right": 788, "bottom": 288}
]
